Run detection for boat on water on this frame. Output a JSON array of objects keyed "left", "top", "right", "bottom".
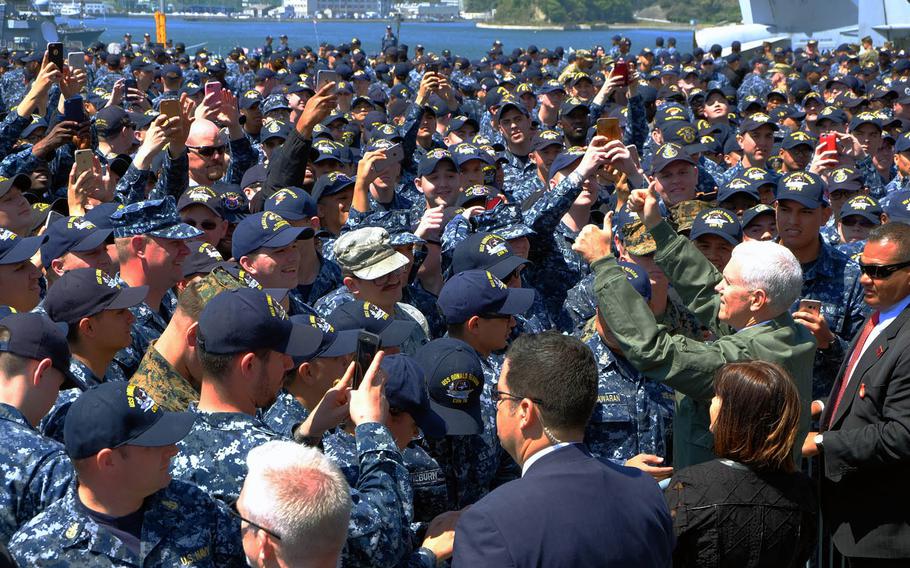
[{"left": 1, "top": 0, "right": 105, "bottom": 50}]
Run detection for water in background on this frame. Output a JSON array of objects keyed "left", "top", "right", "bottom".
[{"left": 97, "top": 17, "right": 694, "bottom": 59}]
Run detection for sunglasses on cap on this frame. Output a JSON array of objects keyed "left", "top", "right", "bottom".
[
  {"left": 187, "top": 144, "right": 227, "bottom": 157},
  {"left": 859, "top": 259, "right": 910, "bottom": 279}
]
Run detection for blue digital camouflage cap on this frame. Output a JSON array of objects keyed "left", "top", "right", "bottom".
[{"left": 111, "top": 197, "right": 203, "bottom": 239}]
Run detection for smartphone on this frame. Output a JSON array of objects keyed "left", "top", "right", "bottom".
[
  {"left": 798, "top": 299, "right": 822, "bottom": 316},
  {"left": 596, "top": 117, "right": 622, "bottom": 141},
  {"left": 74, "top": 149, "right": 93, "bottom": 176},
  {"left": 353, "top": 331, "right": 381, "bottom": 390},
  {"left": 482, "top": 164, "right": 497, "bottom": 187},
  {"left": 204, "top": 81, "right": 223, "bottom": 103},
  {"left": 316, "top": 70, "right": 340, "bottom": 92},
  {"left": 63, "top": 96, "right": 85, "bottom": 123},
  {"left": 123, "top": 78, "right": 138, "bottom": 103},
  {"left": 611, "top": 59, "right": 629, "bottom": 86},
  {"left": 42, "top": 210, "right": 64, "bottom": 233},
  {"left": 46, "top": 42, "right": 64, "bottom": 70},
  {"left": 67, "top": 51, "right": 85, "bottom": 70},
  {"left": 426, "top": 63, "right": 440, "bottom": 74},
  {"left": 386, "top": 143, "right": 404, "bottom": 163},
  {"left": 159, "top": 98, "right": 180, "bottom": 120},
  {"left": 820, "top": 133, "right": 837, "bottom": 154},
  {"left": 485, "top": 195, "right": 504, "bottom": 210}
]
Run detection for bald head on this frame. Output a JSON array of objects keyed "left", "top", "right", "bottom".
[
  {"left": 186, "top": 119, "right": 228, "bottom": 185},
  {"left": 187, "top": 118, "right": 223, "bottom": 148}
]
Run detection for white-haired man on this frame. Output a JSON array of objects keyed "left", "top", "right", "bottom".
[
  {"left": 237, "top": 441, "right": 351, "bottom": 568},
  {"left": 573, "top": 183, "right": 817, "bottom": 469}
]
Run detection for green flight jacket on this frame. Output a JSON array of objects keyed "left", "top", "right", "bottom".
[{"left": 592, "top": 220, "right": 817, "bottom": 468}]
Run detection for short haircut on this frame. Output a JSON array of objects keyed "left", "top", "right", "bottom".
[
  {"left": 730, "top": 240, "right": 803, "bottom": 313},
  {"left": 114, "top": 236, "right": 146, "bottom": 264},
  {"left": 868, "top": 222, "right": 910, "bottom": 260},
  {"left": 503, "top": 331, "right": 597, "bottom": 431},
  {"left": 195, "top": 331, "right": 270, "bottom": 381},
  {"left": 243, "top": 441, "right": 351, "bottom": 565},
  {"left": 0, "top": 347, "right": 31, "bottom": 379},
  {"left": 712, "top": 360, "right": 801, "bottom": 472}
]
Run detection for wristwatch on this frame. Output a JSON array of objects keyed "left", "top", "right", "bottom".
[{"left": 814, "top": 433, "right": 824, "bottom": 451}]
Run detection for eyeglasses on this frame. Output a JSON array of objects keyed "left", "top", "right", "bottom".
[
  {"left": 187, "top": 144, "right": 227, "bottom": 157},
  {"left": 227, "top": 498, "right": 282, "bottom": 541},
  {"left": 184, "top": 219, "right": 219, "bottom": 231},
  {"left": 859, "top": 259, "right": 910, "bottom": 279},
  {"left": 492, "top": 389, "right": 544, "bottom": 407}
]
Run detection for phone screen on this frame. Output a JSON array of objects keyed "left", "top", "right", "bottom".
[
  {"left": 354, "top": 331, "right": 381, "bottom": 390},
  {"left": 67, "top": 52, "right": 85, "bottom": 70}
]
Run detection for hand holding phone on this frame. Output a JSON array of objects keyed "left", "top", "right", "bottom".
[
  {"left": 63, "top": 96, "right": 86, "bottom": 123},
  {"left": 204, "top": 81, "right": 223, "bottom": 105},
  {"left": 611, "top": 59, "right": 629, "bottom": 86},
  {"left": 159, "top": 98, "right": 181, "bottom": 120},
  {"left": 316, "top": 70, "right": 339, "bottom": 93},
  {"left": 74, "top": 149, "right": 94, "bottom": 176},
  {"left": 820, "top": 133, "right": 838, "bottom": 154}
]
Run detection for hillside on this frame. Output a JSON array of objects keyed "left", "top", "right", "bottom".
[{"left": 463, "top": 0, "right": 740, "bottom": 25}]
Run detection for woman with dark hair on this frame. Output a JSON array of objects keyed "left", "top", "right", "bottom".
[{"left": 664, "top": 360, "right": 818, "bottom": 567}]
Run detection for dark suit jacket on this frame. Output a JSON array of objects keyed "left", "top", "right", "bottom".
[
  {"left": 452, "top": 443, "right": 674, "bottom": 567},
  {"left": 821, "top": 303, "right": 910, "bottom": 558}
]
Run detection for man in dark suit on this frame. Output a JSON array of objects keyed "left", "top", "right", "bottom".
[
  {"left": 452, "top": 332, "right": 674, "bottom": 567},
  {"left": 804, "top": 223, "right": 910, "bottom": 566}
]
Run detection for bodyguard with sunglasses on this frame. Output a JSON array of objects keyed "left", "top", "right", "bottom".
[{"left": 805, "top": 223, "right": 910, "bottom": 565}]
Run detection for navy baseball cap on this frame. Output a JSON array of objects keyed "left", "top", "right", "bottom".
[
  {"left": 414, "top": 337, "right": 484, "bottom": 435},
  {"left": 884, "top": 190, "right": 910, "bottom": 224},
  {"left": 261, "top": 120, "right": 290, "bottom": 143},
  {"left": 689, "top": 208, "right": 743, "bottom": 245},
  {"left": 265, "top": 187, "right": 318, "bottom": 220},
  {"left": 452, "top": 232, "right": 528, "bottom": 280},
  {"left": 40, "top": 216, "right": 112, "bottom": 269},
  {"left": 717, "top": 178, "right": 760, "bottom": 204},
  {"left": 327, "top": 301, "right": 418, "bottom": 348},
  {"left": 216, "top": 184, "right": 250, "bottom": 224},
  {"left": 44, "top": 268, "right": 148, "bottom": 325},
  {"left": 530, "top": 130, "right": 565, "bottom": 153},
  {"left": 84, "top": 202, "right": 125, "bottom": 230},
  {"left": 537, "top": 79, "right": 565, "bottom": 95},
  {"left": 111, "top": 197, "right": 204, "bottom": 239},
  {"left": 0, "top": 229, "right": 45, "bottom": 265},
  {"left": 827, "top": 167, "right": 863, "bottom": 193},
  {"left": 840, "top": 195, "right": 882, "bottom": 224},
  {"left": 291, "top": 314, "right": 358, "bottom": 362},
  {"left": 198, "top": 288, "right": 323, "bottom": 356},
  {"left": 177, "top": 186, "right": 224, "bottom": 218},
  {"left": 0, "top": 174, "right": 31, "bottom": 198},
  {"left": 418, "top": 149, "right": 457, "bottom": 177},
  {"left": 816, "top": 106, "right": 848, "bottom": 125},
  {"left": 559, "top": 98, "right": 589, "bottom": 118},
  {"left": 650, "top": 143, "right": 695, "bottom": 174},
  {"left": 0, "top": 312, "right": 70, "bottom": 373},
  {"left": 741, "top": 203, "right": 776, "bottom": 228},
  {"left": 495, "top": 99, "right": 529, "bottom": 121},
  {"left": 738, "top": 112, "right": 779, "bottom": 135},
  {"left": 894, "top": 131, "right": 910, "bottom": 154},
  {"left": 311, "top": 173, "right": 355, "bottom": 203},
  {"left": 781, "top": 130, "right": 817, "bottom": 150},
  {"left": 231, "top": 212, "right": 313, "bottom": 259},
  {"left": 776, "top": 171, "right": 828, "bottom": 209},
  {"left": 64, "top": 383, "right": 196, "bottom": 460},
  {"left": 446, "top": 115, "right": 479, "bottom": 136},
  {"left": 547, "top": 146, "right": 586, "bottom": 181},
  {"left": 182, "top": 241, "right": 224, "bottom": 278},
  {"left": 381, "top": 354, "right": 447, "bottom": 438},
  {"left": 437, "top": 270, "right": 534, "bottom": 324}
]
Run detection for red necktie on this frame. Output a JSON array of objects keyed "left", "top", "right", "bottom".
[{"left": 827, "top": 311, "right": 880, "bottom": 427}]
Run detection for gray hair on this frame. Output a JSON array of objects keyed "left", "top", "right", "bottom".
[
  {"left": 730, "top": 240, "right": 803, "bottom": 313},
  {"left": 243, "top": 441, "right": 352, "bottom": 566}
]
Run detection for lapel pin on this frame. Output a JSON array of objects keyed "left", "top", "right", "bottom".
[
  {"left": 859, "top": 383, "right": 866, "bottom": 399},
  {"left": 876, "top": 346, "right": 884, "bottom": 357}
]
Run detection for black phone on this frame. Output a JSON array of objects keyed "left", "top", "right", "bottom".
[
  {"left": 63, "top": 96, "right": 85, "bottom": 123},
  {"left": 46, "top": 42, "right": 64, "bottom": 69},
  {"left": 426, "top": 63, "right": 439, "bottom": 74},
  {"left": 123, "top": 78, "right": 138, "bottom": 103},
  {"left": 354, "top": 331, "right": 381, "bottom": 390}
]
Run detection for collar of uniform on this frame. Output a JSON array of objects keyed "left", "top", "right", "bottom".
[
  {"left": 63, "top": 487, "right": 125, "bottom": 556},
  {"left": 68, "top": 358, "right": 103, "bottom": 391},
  {"left": 0, "top": 401, "right": 31, "bottom": 429},
  {"left": 189, "top": 403, "right": 272, "bottom": 431}
]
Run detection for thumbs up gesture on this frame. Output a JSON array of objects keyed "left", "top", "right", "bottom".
[{"left": 628, "top": 180, "right": 663, "bottom": 230}]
